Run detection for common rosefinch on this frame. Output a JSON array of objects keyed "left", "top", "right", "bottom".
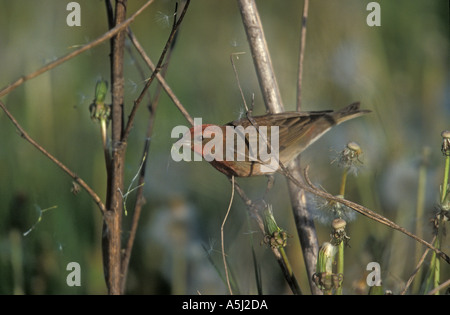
[{"left": 180, "top": 102, "right": 370, "bottom": 177}]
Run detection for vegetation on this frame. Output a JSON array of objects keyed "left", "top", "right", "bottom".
[{"left": 0, "top": 0, "right": 448, "bottom": 294}]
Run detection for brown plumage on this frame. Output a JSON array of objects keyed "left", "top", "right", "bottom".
[{"left": 187, "top": 102, "right": 370, "bottom": 177}]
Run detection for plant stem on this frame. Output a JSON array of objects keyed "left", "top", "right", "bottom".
[
  {"left": 441, "top": 153, "right": 449, "bottom": 204},
  {"left": 103, "top": 0, "right": 128, "bottom": 295},
  {"left": 412, "top": 147, "right": 428, "bottom": 293},
  {"left": 339, "top": 169, "right": 348, "bottom": 197},
  {"left": 336, "top": 240, "right": 344, "bottom": 295},
  {"left": 222, "top": 176, "right": 235, "bottom": 295},
  {"left": 0, "top": 0, "right": 155, "bottom": 99},
  {"left": 279, "top": 247, "right": 302, "bottom": 295}
]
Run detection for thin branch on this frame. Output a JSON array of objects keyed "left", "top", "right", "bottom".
[
  {"left": 426, "top": 277, "right": 450, "bottom": 295},
  {"left": 290, "top": 0, "right": 321, "bottom": 295},
  {"left": 119, "top": 2, "right": 190, "bottom": 293},
  {"left": 230, "top": 178, "right": 302, "bottom": 295},
  {"left": 400, "top": 235, "right": 435, "bottom": 295},
  {"left": 222, "top": 176, "right": 235, "bottom": 295},
  {"left": 105, "top": 0, "right": 115, "bottom": 30},
  {"left": 0, "top": 101, "right": 106, "bottom": 214},
  {"left": 120, "top": 138, "right": 150, "bottom": 293},
  {"left": 122, "top": 0, "right": 191, "bottom": 141},
  {"left": 0, "top": 0, "right": 155, "bottom": 99},
  {"left": 126, "top": 28, "right": 194, "bottom": 126},
  {"left": 120, "top": 34, "right": 175, "bottom": 292},
  {"left": 299, "top": 166, "right": 450, "bottom": 264}
]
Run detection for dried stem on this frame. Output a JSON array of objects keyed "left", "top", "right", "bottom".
[
  {"left": 222, "top": 176, "right": 235, "bottom": 295},
  {"left": 126, "top": 28, "right": 194, "bottom": 126},
  {"left": 298, "top": 166, "right": 450, "bottom": 264},
  {"left": 123, "top": 0, "right": 191, "bottom": 141},
  {"left": 230, "top": 178, "right": 302, "bottom": 295},
  {"left": 0, "top": 0, "right": 155, "bottom": 99},
  {"left": 238, "top": 0, "right": 320, "bottom": 294},
  {"left": 289, "top": 0, "right": 322, "bottom": 295},
  {"left": 120, "top": 14, "right": 180, "bottom": 293},
  {"left": 401, "top": 235, "right": 435, "bottom": 295},
  {"left": 237, "top": 0, "right": 284, "bottom": 114},
  {"left": 102, "top": 0, "right": 129, "bottom": 295},
  {"left": 426, "top": 277, "right": 450, "bottom": 295},
  {"left": 0, "top": 101, "right": 106, "bottom": 214}
]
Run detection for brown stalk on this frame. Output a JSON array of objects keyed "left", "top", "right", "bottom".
[
  {"left": 103, "top": 0, "right": 190, "bottom": 295},
  {"left": 122, "top": 0, "right": 191, "bottom": 141},
  {"left": 102, "top": 0, "right": 129, "bottom": 295},
  {"left": 119, "top": 4, "right": 185, "bottom": 292},
  {"left": 126, "top": 28, "right": 194, "bottom": 127},
  {"left": 238, "top": 0, "right": 320, "bottom": 294},
  {"left": 237, "top": 1, "right": 450, "bottom": 296},
  {"left": 288, "top": 0, "right": 322, "bottom": 294}
]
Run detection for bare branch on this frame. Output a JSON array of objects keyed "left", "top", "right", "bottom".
[
  {"left": 0, "top": 0, "right": 155, "bottom": 99},
  {"left": 0, "top": 101, "right": 106, "bottom": 214},
  {"left": 126, "top": 29, "right": 194, "bottom": 126},
  {"left": 401, "top": 235, "right": 435, "bottom": 295},
  {"left": 222, "top": 176, "right": 235, "bottom": 295},
  {"left": 298, "top": 166, "right": 450, "bottom": 264},
  {"left": 290, "top": 0, "right": 321, "bottom": 294},
  {"left": 122, "top": 0, "right": 191, "bottom": 141},
  {"left": 120, "top": 21, "right": 178, "bottom": 291}
]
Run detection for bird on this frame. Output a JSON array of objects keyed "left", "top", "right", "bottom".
[{"left": 182, "top": 102, "right": 370, "bottom": 177}]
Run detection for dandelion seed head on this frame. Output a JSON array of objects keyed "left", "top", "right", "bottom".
[
  {"left": 331, "top": 141, "right": 364, "bottom": 175},
  {"left": 309, "top": 194, "right": 357, "bottom": 226}
]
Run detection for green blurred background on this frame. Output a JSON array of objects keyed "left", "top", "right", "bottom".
[{"left": 0, "top": 0, "right": 448, "bottom": 294}]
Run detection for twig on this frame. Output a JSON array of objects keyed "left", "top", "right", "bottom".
[
  {"left": 120, "top": 32, "right": 175, "bottom": 292},
  {"left": 119, "top": 3, "right": 190, "bottom": 293},
  {"left": 426, "top": 277, "right": 450, "bottom": 295},
  {"left": 0, "top": 101, "right": 106, "bottom": 214},
  {"left": 120, "top": 137, "right": 150, "bottom": 294},
  {"left": 230, "top": 52, "right": 249, "bottom": 112},
  {"left": 290, "top": 0, "right": 321, "bottom": 294},
  {"left": 229, "top": 177, "right": 302, "bottom": 294},
  {"left": 126, "top": 28, "right": 194, "bottom": 126},
  {"left": 400, "top": 235, "right": 435, "bottom": 295},
  {"left": 298, "top": 166, "right": 450, "bottom": 264},
  {"left": 0, "top": 0, "right": 155, "bottom": 99},
  {"left": 118, "top": 151, "right": 147, "bottom": 216},
  {"left": 122, "top": 0, "right": 191, "bottom": 141},
  {"left": 222, "top": 176, "right": 235, "bottom": 295}
]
